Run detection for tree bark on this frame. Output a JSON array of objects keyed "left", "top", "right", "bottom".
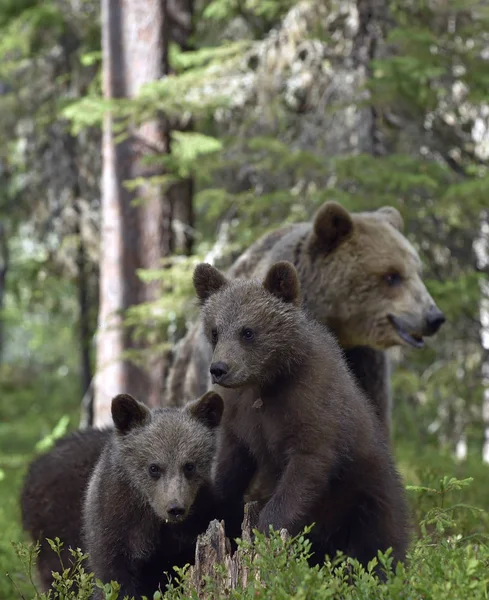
[
  {"left": 95, "top": 0, "right": 164, "bottom": 425},
  {"left": 474, "top": 213, "right": 489, "bottom": 463},
  {"left": 0, "top": 221, "right": 9, "bottom": 365},
  {"left": 58, "top": 25, "right": 96, "bottom": 415},
  {"left": 354, "top": 0, "right": 388, "bottom": 157},
  {"left": 168, "top": 178, "right": 194, "bottom": 256},
  {"left": 185, "top": 502, "right": 290, "bottom": 598},
  {"left": 74, "top": 201, "right": 93, "bottom": 401}
]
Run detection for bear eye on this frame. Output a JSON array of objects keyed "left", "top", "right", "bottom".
[
  {"left": 183, "top": 462, "right": 195, "bottom": 475},
  {"left": 211, "top": 328, "right": 218, "bottom": 344},
  {"left": 241, "top": 328, "right": 255, "bottom": 341},
  {"left": 383, "top": 272, "right": 403, "bottom": 287},
  {"left": 148, "top": 464, "right": 161, "bottom": 478}
]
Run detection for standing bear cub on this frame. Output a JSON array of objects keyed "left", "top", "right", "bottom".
[
  {"left": 83, "top": 391, "right": 239, "bottom": 600},
  {"left": 193, "top": 261, "right": 410, "bottom": 574}
]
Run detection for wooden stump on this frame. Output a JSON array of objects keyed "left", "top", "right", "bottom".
[{"left": 186, "top": 502, "right": 290, "bottom": 599}]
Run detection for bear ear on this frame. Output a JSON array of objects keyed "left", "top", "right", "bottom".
[
  {"left": 263, "top": 261, "right": 300, "bottom": 305},
  {"left": 312, "top": 201, "right": 353, "bottom": 253},
  {"left": 376, "top": 206, "right": 404, "bottom": 232},
  {"left": 193, "top": 263, "right": 228, "bottom": 305},
  {"left": 188, "top": 391, "right": 224, "bottom": 429},
  {"left": 111, "top": 394, "right": 151, "bottom": 434}
]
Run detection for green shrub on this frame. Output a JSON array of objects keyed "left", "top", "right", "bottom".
[{"left": 8, "top": 474, "right": 489, "bottom": 600}]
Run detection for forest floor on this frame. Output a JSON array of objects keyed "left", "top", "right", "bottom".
[{"left": 1, "top": 368, "right": 489, "bottom": 599}]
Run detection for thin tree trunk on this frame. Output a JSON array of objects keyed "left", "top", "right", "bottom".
[
  {"left": 57, "top": 26, "right": 97, "bottom": 425},
  {"left": 482, "top": 348, "right": 489, "bottom": 464},
  {"left": 123, "top": 0, "right": 174, "bottom": 410},
  {"left": 169, "top": 178, "right": 194, "bottom": 256},
  {"left": 64, "top": 131, "right": 94, "bottom": 407},
  {"left": 74, "top": 201, "right": 93, "bottom": 400},
  {"left": 474, "top": 213, "right": 489, "bottom": 462},
  {"left": 0, "top": 221, "right": 9, "bottom": 365}
]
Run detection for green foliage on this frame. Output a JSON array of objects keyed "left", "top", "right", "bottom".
[
  {"left": 0, "top": 3, "right": 64, "bottom": 71},
  {"left": 374, "top": 0, "right": 489, "bottom": 109},
  {"left": 169, "top": 41, "right": 252, "bottom": 71},
  {"left": 9, "top": 539, "right": 95, "bottom": 599},
  {"left": 199, "top": 0, "right": 295, "bottom": 36},
  {"left": 7, "top": 472, "right": 489, "bottom": 599},
  {"left": 168, "top": 132, "right": 224, "bottom": 178},
  {"left": 34, "top": 416, "right": 70, "bottom": 453}
]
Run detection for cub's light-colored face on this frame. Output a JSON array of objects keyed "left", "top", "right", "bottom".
[
  {"left": 304, "top": 203, "right": 445, "bottom": 350},
  {"left": 193, "top": 262, "right": 301, "bottom": 389},
  {"left": 111, "top": 392, "right": 223, "bottom": 524}
]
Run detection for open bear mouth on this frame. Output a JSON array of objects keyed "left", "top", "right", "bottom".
[{"left": 388, "top": 315, "right": 425, "bottom": 349}]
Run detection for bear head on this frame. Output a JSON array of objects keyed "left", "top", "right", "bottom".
[
  {"left": 111, "top": 391, "right": 223, "bottom": 524},
  {"left": 194, "top": 261, "right": 304, "bottom": 389},
  {"left": 303, "top": 201, "right": 445, "bottom": 350}
]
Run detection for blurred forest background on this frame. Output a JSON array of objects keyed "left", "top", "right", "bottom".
[{"left": 0, "top": 0, "right": 489, "bottom": 597}]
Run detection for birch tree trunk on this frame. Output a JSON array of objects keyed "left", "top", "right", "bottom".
[{"left": 474, "top": 214, "right": 489, "bottom": 463}]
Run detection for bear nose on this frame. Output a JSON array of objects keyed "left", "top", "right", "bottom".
[
  {"left": 167, "top": 503, "right": 185, "bottom": 519},
  {"left": 425, "top": 306, "right": 446, "bottom": 335},
  {"left": 210, "top": 361, "right": 229, "bottom": 384}
]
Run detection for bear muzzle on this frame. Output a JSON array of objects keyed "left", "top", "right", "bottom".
[
  {"left": 424, "top": 305, "right": 446, "bottom": 336},
  {"left": 388, "top": 304, "right": 445, "bottom": 349},
  {"left": 209, "top": 363, "right": 251, "bottom": 388},
  {"left": 166, "top": 502, "right": 187, "bottom": 523},
  {"left": 210, "top": 361, "right": 229, "bottom": 384}
]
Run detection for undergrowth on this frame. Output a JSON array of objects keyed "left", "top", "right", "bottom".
[{"left": 7, "top": 474, "right": 489, "bottom": 600}]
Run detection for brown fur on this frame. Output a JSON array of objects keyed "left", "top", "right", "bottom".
[
  {"left": 165, "top": 201, "right": 445, "bottom": 434},
  {"left": 83, "top": 392, "right": 242, "bottom": 600},
  {"left": 20, "top": 428, "right": 109, "bottom": 591},
  {"left": 194, "top": 261, "right": 410, "bottom": 576}
]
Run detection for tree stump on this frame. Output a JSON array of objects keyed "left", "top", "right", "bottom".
[{"left": 187, "top": 502, "right": 290, "bottom": 599}]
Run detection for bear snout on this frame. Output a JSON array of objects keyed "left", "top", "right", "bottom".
[
  {"left": 210, "top": 361, "right": 229, "bottom": 384},
  {"left": 166, "top": 502, "right": 186, "bottom": 521},
  {"left": 423, "top": 305, "right": 446, "bottom": 336}
]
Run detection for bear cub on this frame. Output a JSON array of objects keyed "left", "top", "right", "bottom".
[
  {"left": 194, "top": 260, "right": 410, "bottom": 575},
  {"left": 21, "top": 428, "right": 110, "bottom": 591},
  {"left": 83, "top": 390, "right": 239, "bottom": 600}
]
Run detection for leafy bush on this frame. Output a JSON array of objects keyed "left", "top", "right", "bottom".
[{"left": 7, "top": 471, "right": 489, "bottom": 600}]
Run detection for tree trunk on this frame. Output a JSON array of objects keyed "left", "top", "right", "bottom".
[
  {"left": 74, "top": 201, "right": 93, "bottom": 400},
  {"left": 168, "top": 178, "right": 194, "bottom": 256},
  {"left": 474, "top": 213, "right": 489, "bottom": 462},
  {"left": 354, "top": 0, "right": 388, "bottom": 157},
  {"left": 64, "top": 132, "right": 94, "bottom": 409},
  {"left": 94, "top": 0, "right": 166, "bottom": 425},
  {"left": 0, "top": 221, "right": 9, "bottom": 365},
  {"left": 185, "top": 502, "right": 290, "bottom": 598}
]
